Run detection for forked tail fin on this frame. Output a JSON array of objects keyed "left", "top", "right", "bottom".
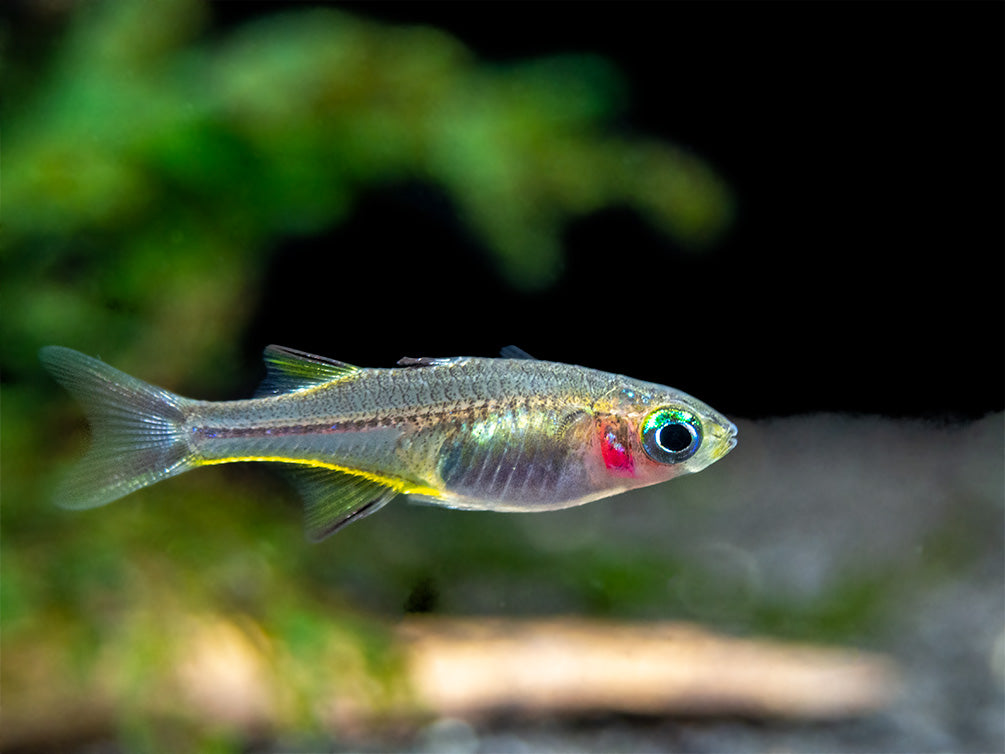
[{"left": 39, "top": 346, "right": 197, "bottom": 509}]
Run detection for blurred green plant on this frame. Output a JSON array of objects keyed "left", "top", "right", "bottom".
[{"left": 2, "top": 0, "right": 733, "bottom": 377}]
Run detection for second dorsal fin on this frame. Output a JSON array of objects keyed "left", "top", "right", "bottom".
[
  {"left": 500, "top": 345, "right": 536, "bottom": 360},
  {"left": 256, "top": 345, "right": 361, "bottom": 396}
]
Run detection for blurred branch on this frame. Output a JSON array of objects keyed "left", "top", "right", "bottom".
[
  {"left": 2, "top": 615, "right": 899, "bottom": 750},
  {"left": 400, "top": 617, "right": 900, "bottom": 720}
]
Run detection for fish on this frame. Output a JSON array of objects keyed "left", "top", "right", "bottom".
[{"left": 39, "top": 345, "right": 738, "bottom": 540}]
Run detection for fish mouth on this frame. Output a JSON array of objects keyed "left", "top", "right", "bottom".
[{"left": 712, "top": 420, "right": 738, "bottom": 459}]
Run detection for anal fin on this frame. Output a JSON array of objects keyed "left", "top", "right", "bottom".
[{"left": 278, "top": 465, "right": 398, "bottom": 541}]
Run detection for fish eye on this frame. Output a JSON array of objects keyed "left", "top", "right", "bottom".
[{"left": 641, "top": 407, "right": 702, "bottom": 464}]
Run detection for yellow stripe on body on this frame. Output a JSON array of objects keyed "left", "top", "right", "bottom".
[{"left": 196, "top": 456, "right": 443, "bottom": 498}]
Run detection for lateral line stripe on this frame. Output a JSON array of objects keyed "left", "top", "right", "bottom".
[{"left": 195, "top": 456, "right": 442, "bottom": 497}]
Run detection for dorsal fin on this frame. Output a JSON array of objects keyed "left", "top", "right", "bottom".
[
  {"left": 256, "top": 345, "right": 361, "bottom": 396},
  {"left": 500, "top": 345, "right": 536, "bottom": 360},
  {"left": 396, "top": 356, "right": 467, "bottom": 368}
]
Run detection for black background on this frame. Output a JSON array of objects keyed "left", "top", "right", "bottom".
[{"left": 223, "top": 4, "right": 1001, "bottom": 418}]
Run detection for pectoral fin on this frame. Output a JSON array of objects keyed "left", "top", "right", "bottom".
[{"left": 279, "top": 465, "right": 398, "bottom": 541}]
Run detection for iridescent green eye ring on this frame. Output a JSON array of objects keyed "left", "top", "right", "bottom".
[{"left": 641, "top": 407, "right": 702, "bottom": 464}]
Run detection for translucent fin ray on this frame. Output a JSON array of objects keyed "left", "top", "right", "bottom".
[
  {"left": 256, "top": 345, "right": 361, "bottom": 396},
  {"left": 396, "top": 356, "right": 468, "bottom": 367},
  {"left": 500, "top": 345, "right": 536, "bottom": 360},
  {"left": 39, "top": 346, "right": 195, "bottom": 509},
  {"left": 277, "top": 465, "right": 398, "bottom": 541}
]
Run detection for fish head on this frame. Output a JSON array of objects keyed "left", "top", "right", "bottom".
[{"left": 590, "top": 378, "right": 738, "bottom": 490}]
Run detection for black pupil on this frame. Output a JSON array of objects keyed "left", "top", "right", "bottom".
[{"left": 658, "top": 422, "right": 694, "bottom": 453}]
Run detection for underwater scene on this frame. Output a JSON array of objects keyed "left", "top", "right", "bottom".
[{"left": 3, "top": 2, "right": 1002, "bottom": 752}]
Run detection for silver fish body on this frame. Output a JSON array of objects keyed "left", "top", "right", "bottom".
[{"left": 40, "top": 345, "right": 737, "bottom": 539}]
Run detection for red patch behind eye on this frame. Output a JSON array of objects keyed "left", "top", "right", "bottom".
[{"left": 600, "top": 426, "right": 635, "bottom": 476}]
